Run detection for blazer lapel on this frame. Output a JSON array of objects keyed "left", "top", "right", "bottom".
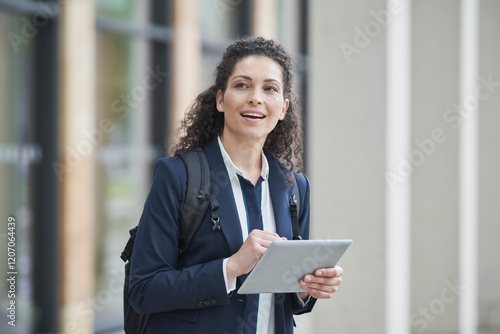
[
  {"left": 203, "top": 138, "right": 244, "bottom": 255},
  {"left": 265, "top": 153, "right": 294, "bottom": 334},
  {"left": 265, "top": 151, "right": 294, "bottom": 240}
]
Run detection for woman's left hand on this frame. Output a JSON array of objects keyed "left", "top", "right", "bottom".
[{"left": 298, "top": 265, "right": 343, "bottom": 300}]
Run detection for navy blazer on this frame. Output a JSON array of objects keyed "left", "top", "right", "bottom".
[{"left": 128, "top": 138, "right": 316, "bottom": 333}]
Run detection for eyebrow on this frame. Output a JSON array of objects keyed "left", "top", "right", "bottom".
[{"left": 231, "top": 75, "right": 282, "bottom": 85}]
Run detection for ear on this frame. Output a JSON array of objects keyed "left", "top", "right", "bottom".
[
  {"left": 216, "top": 90, "right": 224, "bottom": 113},
  {"left": 279, "top": 98, "right": 289, "bottom": 121}
]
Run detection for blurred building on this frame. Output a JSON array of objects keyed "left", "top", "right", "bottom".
[{"left": 0, "top": 0, "right": 499, "bottom": 333}]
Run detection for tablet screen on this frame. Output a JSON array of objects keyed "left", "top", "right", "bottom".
[{"left": 238, "top": 239, "right": 352, "bottom": 294}]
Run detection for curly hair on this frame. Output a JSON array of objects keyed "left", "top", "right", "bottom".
[{"left": 170, "top": 36, "right": 304, "bottom": 180}]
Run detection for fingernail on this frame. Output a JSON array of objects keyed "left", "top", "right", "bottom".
[
  {"left": 305, "top": 276, "right": 312, "bottom": 282},
  {"left": 316, "top": 271, "right": 322, "bottom": 276}
]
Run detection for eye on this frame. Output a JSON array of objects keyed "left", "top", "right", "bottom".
[
  {"left": 265, "top": 86, "right": 279, "bottom": 93},
  {"left": 235, "top": 82, "right": 249, "bottom": 88}
]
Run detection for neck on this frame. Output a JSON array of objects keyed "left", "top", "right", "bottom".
[{"left": 220, "top": 134, "right": 264, "bottom": 185}]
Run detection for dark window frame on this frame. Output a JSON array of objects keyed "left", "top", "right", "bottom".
[{"left": 0, "top": 0, "right": 60, "bottom": 333}]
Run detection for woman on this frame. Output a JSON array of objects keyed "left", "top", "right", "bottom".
[{"left": 128, "top": 36, "right": 343, "bottom": 334}]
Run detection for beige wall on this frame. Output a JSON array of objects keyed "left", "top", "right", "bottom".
[
  {"left": 411, "top": 1, "right": 460, "bottom": 332},
  {"left": 305, "top": 0, "right": 388, "bottom": 332},
  {"left": 305, "top": 0, "right": 500, "bottom": 333}
]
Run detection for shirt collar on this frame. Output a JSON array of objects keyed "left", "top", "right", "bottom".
[{"left": 217, "top": 136, "right": 269, "bottom": 181}]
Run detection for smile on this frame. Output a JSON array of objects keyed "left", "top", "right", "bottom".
[{"left": 241, "top": 112, "right": 265, "bottom": 119}]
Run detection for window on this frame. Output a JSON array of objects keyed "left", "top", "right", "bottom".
[
  {"left": 94, "top": 1, "right": 171, "bottom": 331},
  {"left": 0, "top": 1, "right": 59, "bottom": 332},
  {"left": 0, "top": 10, "right": 37, "bottom": 334},
  {"left": 200, "top": 0, "right": 251, "bottom": 87}
]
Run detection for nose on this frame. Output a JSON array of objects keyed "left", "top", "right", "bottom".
[{"left": 247, "top": 88, "right": 263, "bottom": 105}]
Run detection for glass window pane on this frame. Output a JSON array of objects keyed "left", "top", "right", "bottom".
[
  {"left": 95, "top": 0, "right": 135, "bottom": 21},
  {"left": 199, "top": 0, "right": 247, "bottom": 88},
  {"left": 94, "top": 29, "right": 159, "bottom": 326},
  {"left": 200, "top": 0, "right": 240, "bottom": 41},
  {"left": 201, "top": 51, "right": 222, "bottom": 88},
  {"left": 0, "top": 11, "right": 37, "bottom": 334},
  {"left": 95, "top": 30, "right": 133, "bottom": 321}
]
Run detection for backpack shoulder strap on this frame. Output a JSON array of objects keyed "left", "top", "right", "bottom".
[
  {"left": 177, "top": 147, "right": 211, "bottom": 256},
  {"left": 290, "top": 172, "right": 302, "bottom": 240},
  {"left": 120, "top": 226, "right": 138, "bottom": 262},
  {"left": 177, "top": 147, "right": 219, "bottom": 258},
  {"left": 121, "top": 148, "right": 218, "bottom": 264}
]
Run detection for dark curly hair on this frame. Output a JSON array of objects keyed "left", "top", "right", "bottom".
[{"left": 170, "top": 36, "right": 303, "bottom": 180}]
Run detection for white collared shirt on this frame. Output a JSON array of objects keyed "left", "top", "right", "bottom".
[{"left": 218, "top": 137, "right": 276, "bottom": 334}]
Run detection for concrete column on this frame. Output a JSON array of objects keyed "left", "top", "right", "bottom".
[
  {"left": 410, "top": 1, "right": 460, "bottom": 333},
  {"left": 385, "top": 1, "right": 412, "bottom": 333},
  {"left": 252, "top": 0, "right": 279, "bottom": 39},
  {"left": 307, "top": 0, "right": 388, "bottom": 332},
  {"left": 459, "top": 0, "right": 479, "bottom": 332},
  {"left": 171, "top": 0, "right": 201, "bottom": 136},
  {"left": 58, "top": 1, "right": 96, "bottom": 333},
  {"left": 478, "top": 1, "right": 500, "bottom": 333}
]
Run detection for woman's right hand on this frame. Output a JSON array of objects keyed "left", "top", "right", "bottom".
[{"left": 225, "top": 229, "right": 285, "bottom": 282}]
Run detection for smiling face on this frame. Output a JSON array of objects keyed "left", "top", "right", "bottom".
[{"left": 216, "top": 56, "right": 289, "bottom": 146}]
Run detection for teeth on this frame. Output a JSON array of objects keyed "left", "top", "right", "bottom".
[{"left": 242, "top": 113, "right": 264, "bottom": 118}]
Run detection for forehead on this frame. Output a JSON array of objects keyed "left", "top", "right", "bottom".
[{"left": 230, "top": 56, "right": 284, "bottom": 82}]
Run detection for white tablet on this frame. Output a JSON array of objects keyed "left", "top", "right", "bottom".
[{"left": 238, "top": 239, "right": 352, "bottom": 294}]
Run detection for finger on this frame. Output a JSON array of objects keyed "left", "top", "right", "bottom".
[
  {"left": 245, "top": 232, "right": 276, "bottom": 247},
  {"left": 306, "top": 287, "right": 336, "bottom": 299},
  {"left": 302, "top": 274, "right": 340, "bottom": 286},
  {"left": 262, "top": 231, "right": 283, "bottom": 240},
  {"left": 248, "top": 229, "right": 282, "bottom": 241},
  {"left": 299, "top": 282, "right": 334, "bottom": 299},
  {"left": 315, "top": 266, "right": 343, "bottom": 278},
  {"left": 301, "top": 276, "right": 342, "bottom": 290},
  {"left": 241, "top": 237, "right": 272, "bottom": 257},
  {"left": 302, "top": 278, "right": 341, "bottom": 291},
  {"left": 259, "top": 236, "right": 283, "bottom": 249},
  {"left": 301, "top": 278, "right": 341, "bottom": 296}
]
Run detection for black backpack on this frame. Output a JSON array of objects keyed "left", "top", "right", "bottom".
[{"left": 120, "top": 147, "right": 302, "bottom": 334}]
